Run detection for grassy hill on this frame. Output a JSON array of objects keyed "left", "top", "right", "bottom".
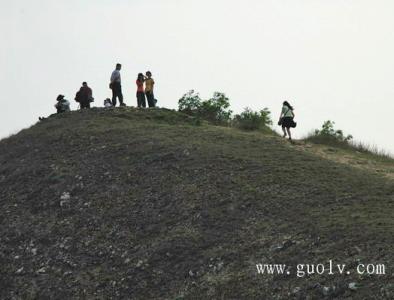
[{"left": 0, "top": 108, "right": 393, "bottom": 299}]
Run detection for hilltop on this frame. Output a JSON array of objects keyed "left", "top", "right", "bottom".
[{"left": 0, "top": 108, "right": 393, "bottom": 299}]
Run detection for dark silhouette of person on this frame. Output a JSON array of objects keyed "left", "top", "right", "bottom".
[
  {"left": 136, "top": 73, "right": 146, "bottom": 108},
  {"left": 110, "top": 63, "right": 125, "bottom": 107},
  {"left": 279, "top": 101, "right": 296, "bottom": 140},
  {"left": 75, "top": 82, "right": 93, "bottom": 109}
]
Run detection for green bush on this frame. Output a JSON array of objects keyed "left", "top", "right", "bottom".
[
  {"left": 306, "top": 120, "right": 353, "bottom": 145},
  {"left": 178, "top": 90, "right": 202, "bottom": 115},
  {"left": 199, "top": 92, "right": 232, "bottom": 125},
  {"left": 233, "top": 107, "right": 273, "bottom": 131},
  {"left": 178, "top": 91, "right": 232, "bottom": 125}
]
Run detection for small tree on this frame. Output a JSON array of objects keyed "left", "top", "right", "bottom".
[
  {"left": 234, "top": 107, "right": 273, "bottom": 131},
  {"left": 307, "top": 120, "right": 353, "bottom": 146},
  {"left": 314, "top": 120, "right": 353, "bottom": 142},
  {"left": 199, "top": 92, "right": 233, "bottom": 125},
  {"left": 178, "top": 90, "right": 202, "bottom": 115}
]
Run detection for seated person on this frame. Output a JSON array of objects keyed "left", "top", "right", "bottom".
[
  {"left": 55, "top": 95, "right": 71, "bottom": 113},
  {"left": 104, "top": 98, "right": 113, "bottom": 108}
]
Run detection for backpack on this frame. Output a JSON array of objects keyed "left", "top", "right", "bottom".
[{"left": 75, "top": 91, "right": 82, "bottom": 103}]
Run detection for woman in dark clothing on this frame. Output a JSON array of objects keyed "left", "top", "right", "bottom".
[
  {"left": 136, "top": 73, "right": 146, "bottom": 108},
  {"left": 279, "top": 101, "right": 296, "bottom": 140}
]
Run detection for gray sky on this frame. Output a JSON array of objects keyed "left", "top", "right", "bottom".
[{"left": 1, "top": 0, "right": 394, "bottom": 154}]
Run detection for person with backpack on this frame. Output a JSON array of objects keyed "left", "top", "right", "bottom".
[
  {"left": 55, "top": 95, "right": 70, "bottom": 114},
  {"left": 75, "top": 82, "right": 93, "bottom": 109},
  {"left": 110, "top": 63, "right": 125, "bottom": 107},
  {"left": 144, "top": 71, "right": 156, "bottom": 107},
  {"left": 136, "top": 73, "right": 146, "bottom": 108},
  {"left": 278, "top": 101, "right": 296, "bottom": 140}
]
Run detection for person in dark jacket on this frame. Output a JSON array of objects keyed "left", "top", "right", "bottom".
[{"left": 75, "top": 82, "right": 93, "bottom": 109}]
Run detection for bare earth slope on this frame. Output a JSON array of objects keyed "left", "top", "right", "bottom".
[{"left": 0, "top": 108, "right": 393, "bottom": 299}]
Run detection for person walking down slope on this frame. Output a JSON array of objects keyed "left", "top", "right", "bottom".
[
  {"left": 136, "top": 73, "right": 146, "bottom": 108},
  {"left": 110, "top": 63, "right": 125, "bottom": 107},
  {"left": 278, "top": 101, "right": 296, "bottom": 140},
  {"left": 75, "top": 82, "right": 93, "bottom": 109},
  {"left": 55, "top": 95, "right": 70, "bottom": 114},
  {"left": 144, "top": 71, "right": 156, "bottom": 108}
]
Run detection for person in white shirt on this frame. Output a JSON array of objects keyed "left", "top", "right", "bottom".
[
  {"left": 55, "top": 94, "right": 70, "bottom": 113},
  {"left": 278, "top": 101, "right": 296, "bottom": 140},
  {"left": 110, "top": 63, "right": 125, "bottom": 106}
]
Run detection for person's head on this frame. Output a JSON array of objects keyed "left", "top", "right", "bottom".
[
  {"left": 137, "top": 73, "right": 144, "bottom": 81},
  {"left": 146, "top": 71, "right": 152, "bottom": 78},
  {"left": 82, "top": 82, "right": 87, "bottom": 87},
  {"left": 56, "top": 94, "right": 64, "bottom": 101},
  {"left": 116, "top": 63, "right": 122, "bottom": 70},
  {"left": 283, "top": 101, "right": 294, "bottom": 110}
]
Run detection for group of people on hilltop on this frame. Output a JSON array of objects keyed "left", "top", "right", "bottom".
[
  {"left": 109, "top": 63, "right": 156, "bottom": 108},
  {"left": 48, "top": 64, "right": 297, "bottom": 141},
  {"left": 52, "top": 63, "right": 156, "bottom": 113}
]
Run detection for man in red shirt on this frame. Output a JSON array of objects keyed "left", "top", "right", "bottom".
[{"left": 75, "top": 82, "right": 93, "bottom": 109}]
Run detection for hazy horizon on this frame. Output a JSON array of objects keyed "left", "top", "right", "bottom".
[{"left": 1, "top": 0, "right": 394, "bottom": 155}]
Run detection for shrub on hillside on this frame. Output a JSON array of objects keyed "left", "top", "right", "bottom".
[
  {"left": 306, "top": 120, "right": 353, "bottom": 145},
  {"left": 178, "top": 90, "right": 233, "bottom": 125},
  {"left": 199, "top": 92, "right": 232, "bottom": 125},
  {"left": 178, "top": 90, "right": 202, "bottom": 116},
  {"left": 233, "top": 107, "right": 273, "bottom": 131}
]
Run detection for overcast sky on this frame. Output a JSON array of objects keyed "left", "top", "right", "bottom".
[{"left": 1, "top": 0, "right": 394, "bottom": 154}]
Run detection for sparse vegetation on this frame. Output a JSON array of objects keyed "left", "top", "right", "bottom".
[
  {"left": 1, "top": 108, "right": 393, "bottom": 299},
  {"left": 233, "top": 107, "right": 273, "bottom": 131},
  {"left": 305, "top": 120, "right": 393, "bottom": 159},
  {"left": 178, "top": 90, "right": 232, "bottom": 125},
  {"left": 306, "top": 120, "right": 353, "bottom": 146}
]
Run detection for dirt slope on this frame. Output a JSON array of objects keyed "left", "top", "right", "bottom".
[{"left": 0, "top": 108, "right": 393, "bottom": 299}]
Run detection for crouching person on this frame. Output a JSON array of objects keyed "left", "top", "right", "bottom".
[
  {"left": 104, "top": 98, "right": 113, "bottom": 108},
  {"left": 55, "top": 95, "right": 70, "bottom": 113}
]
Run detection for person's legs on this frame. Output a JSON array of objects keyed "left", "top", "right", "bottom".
[
  {"left": 112, "top": 88, "right": 117, "bottom": 107},
  {"left": 286, "top": 127, "right": 292, "bottom": 140},
  {"left": 282, "top": 126, "right": 287, "bottom": 137},
  {"left": 137, "top": 92, "right": 145, "bottom": 107},
  {"left": 146, "top": 92, "right": 155, "bottom": 107},
  {"left": 137, "top": 93, "right": 141, "bottom": 107},
  {"left": 141, "top": 93, "right": 146, "bottom": 107},
  {"left": 118, "top": 84, "right": 124, "bottom": 105},
  {"left": 80, "top": 101, "right": 89, "bottom": 109}
]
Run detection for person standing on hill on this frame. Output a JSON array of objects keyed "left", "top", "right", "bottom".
[
  {"left": 75, "top": 82, "right": 93, "bottom": 109},
  {"left": 278, "top": 101, "right": 296, "bottom": 140},
  {"left": 136, "top": 73, "right": 146, "bottom": 108},
  {"left": 144, "top": 71, "right": 156, "bottom": 108},
  {"left": 110, "top": 63, "right": 125, "bottom": 107}
]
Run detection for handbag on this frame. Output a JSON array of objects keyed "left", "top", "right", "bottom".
[{"left": 291, "top": 120, "right": 297, "bottom": 128}]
